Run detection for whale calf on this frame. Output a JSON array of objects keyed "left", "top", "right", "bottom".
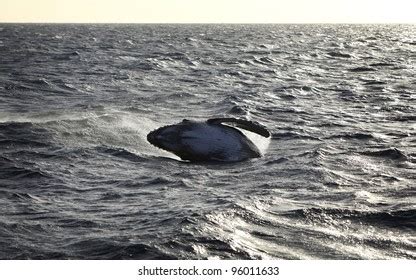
[{"left": 147, "top": 118, "right": 270, "bottom": 162}]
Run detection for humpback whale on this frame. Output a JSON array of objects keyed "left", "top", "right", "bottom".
[{"left": 147, "top": 118, "right": 270, "bottom": 162}]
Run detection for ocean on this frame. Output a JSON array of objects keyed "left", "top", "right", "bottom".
[{"left": 0, "top": 24, "right": 415, "bottom": 259}]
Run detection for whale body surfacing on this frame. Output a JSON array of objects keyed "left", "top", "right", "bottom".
[{"left": 147, "top": 118, "right": 270, "bottom": 162}]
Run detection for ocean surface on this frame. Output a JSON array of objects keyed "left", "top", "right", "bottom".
[{"left": 0, "top": 24, "right": 415, "bottom": 259}]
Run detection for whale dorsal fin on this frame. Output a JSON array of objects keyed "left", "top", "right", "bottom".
[{"left": 207, "top": 118, "right": 270, "bottom": 138}]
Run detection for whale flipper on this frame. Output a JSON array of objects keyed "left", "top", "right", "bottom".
[{"left": 207, "top": 118, "right": 270, "bottom": 138}]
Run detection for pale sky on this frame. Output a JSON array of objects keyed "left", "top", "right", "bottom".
[{"left": 1, "top": 0, "right": 415, "bottom": 23}]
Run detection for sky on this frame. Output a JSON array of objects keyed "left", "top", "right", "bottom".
[{"left": 1, "top": 0, "right": 415, "bottom": 23}]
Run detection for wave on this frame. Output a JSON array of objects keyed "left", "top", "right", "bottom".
[
  {"left": 95, "top": 146, "right": 148, "bottom": 162},
  {"left": 390, "top": 115, "right": 416, "bottom": 122},
  {"left": 0, "top": 190, "right": 46, "bottom": 203},
  {"left": 327, "top": 51, "right": 352, "bottom": 58},
  {"left": 0, "top": 234, "right": 174, "bottom": 259},
  {"left": 326, "top": 133, "right": 375, "bottom": 140},
  {"left": 272, "top": 132, "right": 321, "bottom": 141},
  {"left": 369, "top": 62, "right": 396, "bottom": 67},
  {"left": 349, "top": 66, "right": 376, "bottom": 72},
  {"left": 0, "top": 157, "right": 51, "bottom": 181},
  {"left": 0, "top": 166, "right": 49, "bottom": 180},
  {"left": 285, "top": 208, "right": 416, "bottom": 231},
  {"left": 0, "top": 122, "right": 52, "bottom": 148},
  {"left": 53, "top": 51, "right": 80, "bottom": 61},
  {"left": 363, "top": 80, "right": 386, "bottom": 86},
  {"left": 360, "top": 148, "right": 408, "bottom": 161}
]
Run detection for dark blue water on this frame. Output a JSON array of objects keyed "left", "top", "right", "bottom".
[{"left": 0, "top": 24, "right": 415, "bottom": 259}]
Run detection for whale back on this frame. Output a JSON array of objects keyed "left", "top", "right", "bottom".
[{"left": 147, "top": 118, "right": 268, "bottom": 162}]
